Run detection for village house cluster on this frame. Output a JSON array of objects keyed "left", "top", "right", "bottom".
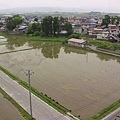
[{"left": 0, "top": 14, "right": 120, "bottom": 42}]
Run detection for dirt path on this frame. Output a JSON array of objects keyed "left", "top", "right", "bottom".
[{"left": 89, "top": 45, "right": 120, "bottom": 57}]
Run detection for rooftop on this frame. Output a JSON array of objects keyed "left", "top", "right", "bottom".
[{"left": 68, "top": 38, "right": 86, "bottom": 44}]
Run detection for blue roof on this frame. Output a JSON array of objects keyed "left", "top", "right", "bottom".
[{"left": 90, "top": 23, "right": 97, "bottom": 25}]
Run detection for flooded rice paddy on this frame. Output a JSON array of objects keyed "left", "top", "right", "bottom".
[
  {"left": 0, "top": 93, "right": 24, "bottom": 120},
  {"left": 0, "top": 40, "right": 120, "bottom": 120}
]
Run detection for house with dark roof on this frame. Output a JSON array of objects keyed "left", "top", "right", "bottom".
[{"left": 72, "top": 24, "right": 82, "bottom": 33}]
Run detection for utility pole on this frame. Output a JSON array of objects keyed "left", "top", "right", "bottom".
[{"left": 25, "top": 70, "right": 34, "bottom": 120}]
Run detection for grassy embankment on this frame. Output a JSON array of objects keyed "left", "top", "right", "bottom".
[
  {"left": 0, "top": 66, "right": 72, "bottom": 116},
  {"left": 87, "top": 38, "right": 120, "bottom": 50},
  {"left": 1, "top": 32, "right": 120, "bottom": 51},
  {"left": 0, "top": 87, "right": 35, "bottom": 120},
  {"left": 0, "top": 32, "right": 67, "bottom": 43},
  {"left": 88, "top": 99, "right": 120, "bottom": 120}
]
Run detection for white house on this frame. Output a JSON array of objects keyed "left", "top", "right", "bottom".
[{"left": 97, "top": 31, "right": 109, "bottom": 40}]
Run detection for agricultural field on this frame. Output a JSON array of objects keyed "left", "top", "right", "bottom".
[
  {"left": 0, "top": 40, "right": 120, "bottom": 119},
  {"left": 0, "top": 93, "right": 24, "bottom": 120}
]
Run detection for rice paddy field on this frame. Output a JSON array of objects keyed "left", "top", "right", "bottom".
[
  {"left": 0, "top": 40, "right": 120, "bottom": 120},
  {"left": 0, "top": 93, "right": 24, "bottom": 120}
]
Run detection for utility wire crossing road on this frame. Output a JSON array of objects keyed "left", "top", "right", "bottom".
[{"left": 0, "top": 71, "right": 71, "bottom": 120}]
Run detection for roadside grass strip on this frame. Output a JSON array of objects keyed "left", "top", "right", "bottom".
[
  {"left": 88, "top": 99, "right": 120, "bottom": 120},
  {"left": 0, "top": 48, "right": 33, "bottom": 55}
]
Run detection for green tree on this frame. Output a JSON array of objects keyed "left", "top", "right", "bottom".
[
  {"left": 6, "top": 20, "right": 16, "bottom": 30},
  {"left": 101, "top": 15, "right": 110, "bottom": 27},
  {"left": 68, "top": 33, "right": 81, "bottom": 39},
  {"left": 6, "top": 15, "right": 23, "bottom": 30},
  {"left": 12, "top": 16, "right": 23, "bottom": 25},
  {"left": 65, "top": 22, "right": 73, "bottom": 36},
  {"left": 34, "top": 18, "right": 38, "bottom": 22},
  {"left": 26, "top": 23, "right": 41, "bottom": 35},
  {"left": 41, "top": 16, "right": 53, "bottom": 37},
  {"left": 0, "top": 22, "right": 3, "bottom": 25},
  {"left": 115, "top": 16, "right": 120, "bottom": 25},
  {"left": 111, "top": 16, "right": 116, "bottom": 24},
  {"left": 59, "top": 16, "right": 65, "bottom": 23},
  {"left": 53, "top": 17, "right": 60, "bottom": 37},
  {"left": 26, "top": 24, "right": 33, "bottom": 34}
]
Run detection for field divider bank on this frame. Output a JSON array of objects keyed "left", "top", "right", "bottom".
[
  {"left": 88, "top": 99, "right": 120, "bottom": 120},
  {"left": 0, "top": 48, "right": 33, "bottom": 55}
]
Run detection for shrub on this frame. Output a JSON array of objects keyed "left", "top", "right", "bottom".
[
  {"left": 34, "top": 31, "right": 40, "bottom": 36},
  {"left": 68, "top": 33, "right": 81, "bottom": 39}
]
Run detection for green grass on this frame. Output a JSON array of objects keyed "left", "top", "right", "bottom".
[
  {"left": 88, "top": 99, "right": 120, "bottom": 120},
  {"left": 0, "top": 87, "right": 35, "bottom": 120},
  {"left": 87, "top": 38, "right": 120, "bottom": 50},
  {"left": 0, "top": 66, "right": 70, "bottom": 115},
  {"left": 27, "top": 36, "right": 67, "bottom": 42},
  {"left": 0, "top": 32, "right": 67, "bottom": 43}
]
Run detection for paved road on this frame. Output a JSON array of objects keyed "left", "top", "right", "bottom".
[
  {"left": 0, "top": 71, "right": 70, "bottom": 120},
  {"left": 102, "top": 108, "right": 120, "bottom": 120}
]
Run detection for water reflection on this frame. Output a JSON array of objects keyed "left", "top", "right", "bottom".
[
  {"left": 6, "top": 38, "right": 27, "bottom": 50},
  {"left": 2, "top": 39, "right": 120, "bottom": 63},
  {"left": 64, "top": 45, "right": 87, "bottom": 55},
  {"left": 97, "top": 53, "right": 120, "bottom": 63},
  {"left": 28, "top": 42, "right": 61, "bottom": 59}
]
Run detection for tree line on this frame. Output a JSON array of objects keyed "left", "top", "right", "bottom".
[
  {"left": 27, "top": 16, "right": 73, "bottom": 37},
  {"left": 6, "top": 14, "right": 23, "bottom": 30},
  {"left": 101, "top": 15, "right": 120, "bottom": 27},
  {"left": 6, "top": 15, "right": 73, "bottom": 37}
]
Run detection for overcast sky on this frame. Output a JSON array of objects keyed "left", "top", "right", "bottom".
[{"left": 0, "top": 0, "right": 120, "bottom": 13}]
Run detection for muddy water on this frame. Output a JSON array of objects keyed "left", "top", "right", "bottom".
[
  {"left": 0, "top": 41, "right": 120, "bottom": 120},
  {"left": 0, "top": 93, "right": 24, "bottom": 120}
]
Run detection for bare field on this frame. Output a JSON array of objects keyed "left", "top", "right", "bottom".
[{"left": 0, "top": 93, "right": 24, "bottom": 120}]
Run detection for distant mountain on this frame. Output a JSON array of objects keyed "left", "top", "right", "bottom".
[
  {"left": 0, "top": 7, "right": 119, "bottom": 15},
  {"left": 88, "top": 11, "right": 103, "bottom": 15},
  {"left": 0, "top": 7, "right": 88, "bottom": 14}
]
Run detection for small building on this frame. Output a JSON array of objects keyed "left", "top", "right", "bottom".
[
  {"left": 0, "top": 36, "right": 5, "bottom": 39},
  {"left": 0, "top": 26, "right": 7, "bottom": 32},
  {"left": 18, "top": 25, "right": 27, "bottom": 33},
  {"left": 97, "top": 31, "right": 109, "bottom": 40},
  {"left": 68, "top": 38, "right": 87, "bottom": 48},
  {"left": 88, "top": 28, "right": 103, "bottom": 38},
  {"left": 68, "top": 17, "right": 81, "bottom": 24},
  {"left": 72, "top": 24, "right": 82, "bottom": 33},
  {"left": 108, "top": 35, "right": 118, "bottom": 42}
]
